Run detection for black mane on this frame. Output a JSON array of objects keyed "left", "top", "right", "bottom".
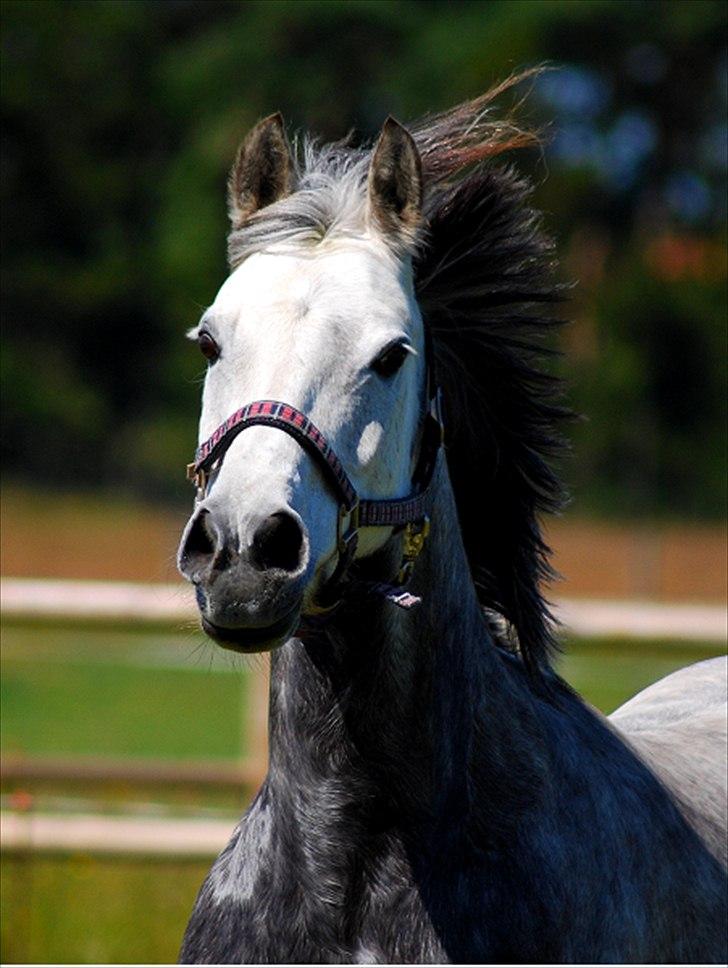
[{"left": 416, "top": 164, "right": 568, "bottom": 674}]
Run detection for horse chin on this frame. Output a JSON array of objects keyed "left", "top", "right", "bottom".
[{"left": 201, "top": 605, "right": 301, "bottom": 654}]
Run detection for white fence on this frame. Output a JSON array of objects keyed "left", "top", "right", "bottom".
[
  {"left": 2, "top": 577, "right": 726, "bottom": 641},
  {"left": 1, "top": 810, "right": 232, "bottom": 856}
]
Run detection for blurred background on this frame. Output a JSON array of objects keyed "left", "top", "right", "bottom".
[{"left": 1, "top": 0, "right": 726, "bottom": 962}]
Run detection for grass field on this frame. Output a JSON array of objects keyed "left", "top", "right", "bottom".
[
  {"left": 557, "top": 635, "right": 725, "bottom": 714},
  {"left": 1, "top": 619, "right": 725, "bottom": 964},
  {"left": 1, "top": 854, "right": 211, "bottom": 964},
  {"left": 1, "top": 623, "right": 252, "bottom": 761},
  {"left": 2, "top": 620, "right": 723, "bottom": 761}
]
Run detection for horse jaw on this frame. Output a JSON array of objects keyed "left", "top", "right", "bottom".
[{"left": 180, "top": 239, "right": 425, "bottom": 641}]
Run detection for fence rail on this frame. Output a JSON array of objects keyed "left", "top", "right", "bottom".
[
  {"left": 2, "top": 577, "right": 725, "bottom": 857},
  {"left": 2, "top": 577, "right": 726, "bottom": 640},
  {"left": 1, "top": 754, "right": 264, "bottom": 789},
  {"left": 1, "top": 810, "right": 233, "bottom": 856}
]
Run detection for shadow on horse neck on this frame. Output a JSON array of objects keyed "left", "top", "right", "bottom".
[
  {"left": 271, "top": 454, "right": 544, "bottom": 826},
  {"left": 262, "top": 455, "right": 555, "bottom": 959},
  {"left": 216, "top": 452, "right": 724, "bottom": 965}
]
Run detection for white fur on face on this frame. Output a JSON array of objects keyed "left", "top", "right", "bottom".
[{"left": 193, "top": 238, "right": 425, "bottom": 597}]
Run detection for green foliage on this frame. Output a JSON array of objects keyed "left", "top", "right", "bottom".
[
  {"left": 568, "top": 244, "right": 727, "bottom": 517},
  {"left": 2, "top": 0, "right": 726, "bottom": 516}
]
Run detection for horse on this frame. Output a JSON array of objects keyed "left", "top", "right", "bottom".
[{"left": 176, "top": 78, "right": 727, "bottom": 964}]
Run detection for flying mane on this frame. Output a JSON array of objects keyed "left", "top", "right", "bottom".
[{"left": 226, "top": 72, "right": 568, "bottom": 675}]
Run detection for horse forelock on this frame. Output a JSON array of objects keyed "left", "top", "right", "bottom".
[
  {"left": 225, "top": 70, "right": 568, "bottom": 674},
  {"left": 226, "top": 141, "right": 373, "bottom": 268}
]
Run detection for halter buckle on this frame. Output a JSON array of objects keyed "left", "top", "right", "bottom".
[
  {"left": 186, "top": 463, "right": 208, "bottom": 496},
  {"left": 397, "top": 516, "right": 430, "bottom": 585},
  {"left": 337, "top": 501, "right": 360, "bottom": 554}
]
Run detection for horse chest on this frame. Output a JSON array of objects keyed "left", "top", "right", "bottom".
[
  {"left": 181, "top": 810, "right": 461, "bottom": 964},
  {"left": 182, "top": 805, "right": 548, "bottom": 965}
]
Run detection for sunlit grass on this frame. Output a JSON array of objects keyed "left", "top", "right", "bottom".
[
  {"left": 2, "top": 621, "right": 723, "bottom": 763},
  {"left": 0, "top": 853, "right": 209, "bottom": 964},
  {"left": 1, "top": 623, "right": 251, "bottom": 761},
  {"left": 558, "top": 635, "right": 725, "bottom": 714}
]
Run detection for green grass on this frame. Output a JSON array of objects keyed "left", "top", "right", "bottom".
[
  {"left": 0, "top": 853, "right": 209, "bottom": 964},
  {"left": 1, "top": 623, "right": 253, "bottom": 761},
  {"left": 2, "top": 622, "right": 723, "bottom": 763}
]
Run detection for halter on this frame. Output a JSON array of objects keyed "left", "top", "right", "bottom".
[{"left": 186, "top": 362, "right": 443, "bottom": 611}]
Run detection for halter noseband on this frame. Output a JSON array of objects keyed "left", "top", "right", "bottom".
[{"left": 186, "top": 378, "right": 443, "bottom": 611}]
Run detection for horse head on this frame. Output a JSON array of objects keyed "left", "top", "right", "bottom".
[{"left": 177, "top": 114, "right": 429, "bottom": 652}]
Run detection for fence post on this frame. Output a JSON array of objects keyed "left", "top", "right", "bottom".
[{"left": 246, "top": 657, "right": 270, "bottom": 786}]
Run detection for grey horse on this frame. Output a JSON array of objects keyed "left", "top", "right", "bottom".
[{"left": 177, "top": 77, "right": 727, "bottom": 963}]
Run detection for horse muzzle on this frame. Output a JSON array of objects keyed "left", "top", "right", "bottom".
[
  {"left": 178, "top": 504, "right": 309, "bottom": 653},
  {"left": 200, "top": 604, "right": 301, "bottom": 654}
]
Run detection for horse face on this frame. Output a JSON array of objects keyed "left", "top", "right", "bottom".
[
  {"left": 178, "top": 115, "right": 425, "bottom": 652},
  {"left": 178, "top": 238, "right": 425, "bottom": 652}
]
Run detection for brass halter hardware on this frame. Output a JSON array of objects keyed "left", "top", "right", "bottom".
[
  {"left": 337, "top": 501, "right": 361, "bottom": 555},
  {"left": 186, "top": 463, "right": 208, "bottom": 497},
  {"left": 186, "top": 395, "right": 443, "bottom": 608},
  {"left": 397, "top": 516, "right": 431, "bottom": 585}
]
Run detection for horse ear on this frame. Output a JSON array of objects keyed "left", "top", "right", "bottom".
[
  {"left": 367, "top": 117, "right": 423, "bottom": 241},
  {"left": 228, "top": 113, "right": 294, "bottom": 228}
]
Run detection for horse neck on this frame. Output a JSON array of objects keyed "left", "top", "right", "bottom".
[{"left": 266, "top": 455, "right": 533, "bottom": 824}]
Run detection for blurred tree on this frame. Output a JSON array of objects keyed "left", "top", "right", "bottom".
[{"left": 1, "top": 0, "right": 725, "bottom": 516}]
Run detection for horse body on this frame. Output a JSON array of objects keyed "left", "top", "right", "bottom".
[
  {"left": 610, "top": 655, "right": 728, "bottom": 868},
  {"left": 178, "top": 83, "right": 727, "bottom": 963},
  {"left": 181, "top": 465, "right": 726, "bottom": 963}
]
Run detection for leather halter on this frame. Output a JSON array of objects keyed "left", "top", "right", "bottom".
[{"left": 186, "top": 363, "right": 443, "bottom": 609}]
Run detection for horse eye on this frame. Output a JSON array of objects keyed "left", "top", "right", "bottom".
[
  {"left": 371, "top": 342, "right": 409, "bottom": 378},
  {"left": 198, "top": 331, "right": 220, "bottom": 362}
]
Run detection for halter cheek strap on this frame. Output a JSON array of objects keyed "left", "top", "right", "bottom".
[{"left": 186, "top": 392, "right": 443, "bottom": 609}]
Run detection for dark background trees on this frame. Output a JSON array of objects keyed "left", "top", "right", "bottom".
[{"left": 2, "top": 0, "right": 725, "bottom": 517}]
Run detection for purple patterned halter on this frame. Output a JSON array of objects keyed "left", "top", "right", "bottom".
[{"left": 186, "top": 381, "right": 443, "bottom": 609}]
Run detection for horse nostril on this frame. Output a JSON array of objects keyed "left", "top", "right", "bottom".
[
  {"left": 179, "top": 509, "right": 217, "bottom": 578},
  {"left": 251, "top": 511, "right": 304, "bottom": 573}
]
